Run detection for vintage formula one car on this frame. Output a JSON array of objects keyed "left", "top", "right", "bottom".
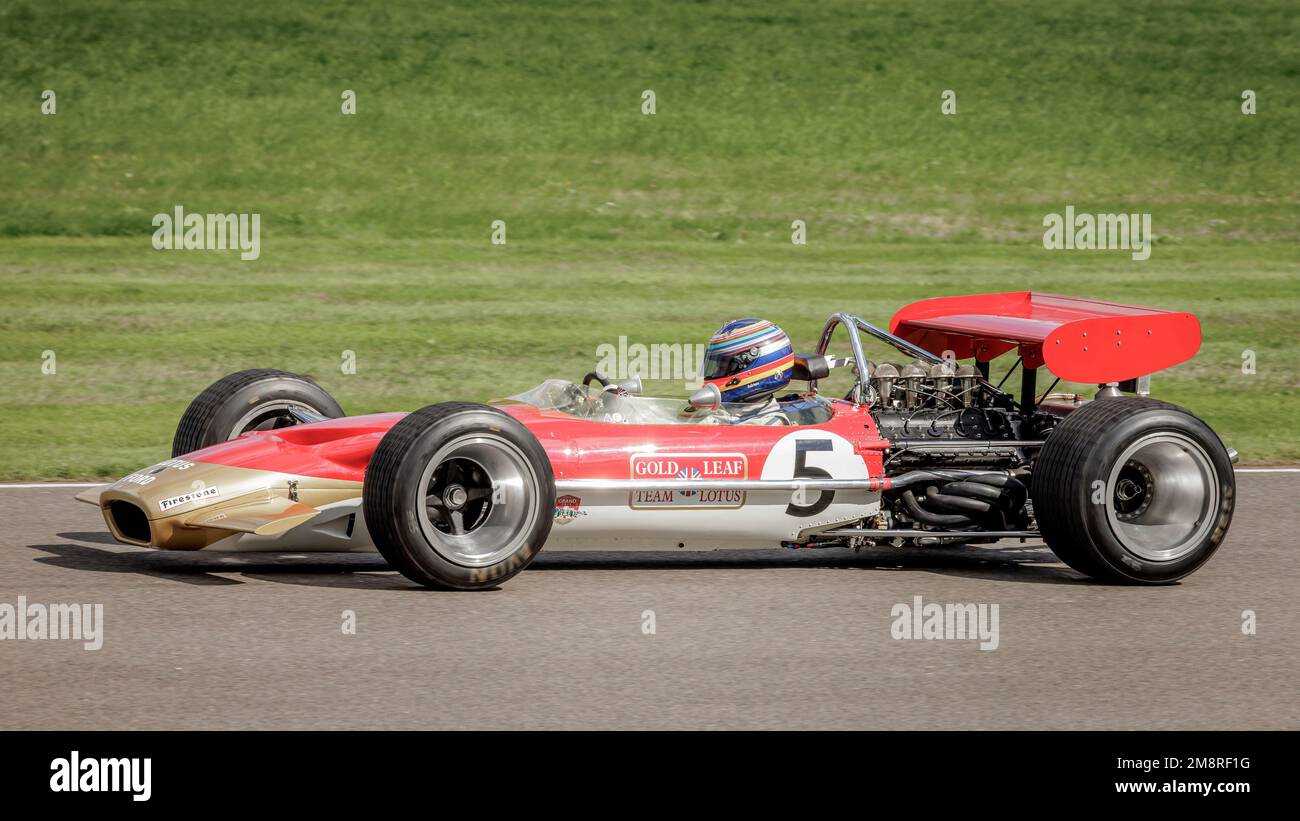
[{"left": 78, "top": 291, "right": 1236, "bottom": 589}]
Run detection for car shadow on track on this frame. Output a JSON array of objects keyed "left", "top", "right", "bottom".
[
  {"left": 533, "top": 544, "right": 1092, "bottom": 586},
  {"left": 31, "top": 533, "right": 1094, "bottom": 589},
  {"left": 33, "top": 535, "right": 403, "bottom": 589}
]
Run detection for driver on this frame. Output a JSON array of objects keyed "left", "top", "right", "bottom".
[{"left": 683, "top": 318, "right": 795, "bottom": 425}]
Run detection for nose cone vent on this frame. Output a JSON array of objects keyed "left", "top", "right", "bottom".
[{"left": 107, "top": 500, "right": 151, "bottom": 545}]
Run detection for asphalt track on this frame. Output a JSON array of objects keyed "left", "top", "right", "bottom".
[{"left": 1, "top": 473, "right": 1296, "bottom": 730}]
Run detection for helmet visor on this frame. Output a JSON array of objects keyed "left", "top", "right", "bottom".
[{"left": 703, "top": 348, "right": 758, "bottom": 380}]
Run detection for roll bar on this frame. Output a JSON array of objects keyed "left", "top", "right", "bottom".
[{"left": 812, "top": 312, "right": 943, "bottom": 403}]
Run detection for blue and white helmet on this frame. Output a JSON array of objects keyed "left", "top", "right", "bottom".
[{"left": 703, "top": 318, "right": 795, "bottom": 402}]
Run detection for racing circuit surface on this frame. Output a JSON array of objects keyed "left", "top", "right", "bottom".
[{"left": 1, "top": 472, "right": 1296, "bottom": 731}]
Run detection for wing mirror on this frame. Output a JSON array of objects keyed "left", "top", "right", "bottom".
[
  {"left": 601, "top": 375, "right": 643, "bottom": 396},
  {"left": 688, "top": 383, "right": 722, "bottom": 410},
  {"left": 617, "top": 376, "right": 643, "bottom": 395}
]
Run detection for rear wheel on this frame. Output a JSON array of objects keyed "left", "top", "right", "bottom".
[
  {"left": 363, "top": 403, "right": 555, "bottom": 590},
  {"left": 1032, "top": 397, "right": 1234, "bottom": 583},
  {"left": 172, "top": 369, "right": 344, "bottom": 457}
]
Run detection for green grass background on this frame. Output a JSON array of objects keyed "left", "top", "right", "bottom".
[{"left": 0, "top": 0, "right": 1296, "bottom": 478}]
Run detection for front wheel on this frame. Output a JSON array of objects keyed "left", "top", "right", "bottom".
[
  {"left": 1032, "top": 397, "right": 1235, "bottom": 584},
  {"left": 363, "top": 403, "right": 555, "bottom": 590},
  {"left": 172, "top": 369, "right": 344, "bottom": 457}
]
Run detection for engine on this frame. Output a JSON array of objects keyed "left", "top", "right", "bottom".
[
  {"left": 867, "top": 359, "right": 1021, "bottom": 446},
  {"left": 866, "top": 359, "right": 1035, "bottom": 532}
]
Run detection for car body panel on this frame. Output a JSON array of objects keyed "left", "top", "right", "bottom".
[{"left": 79, "top": 396, "right": 890, "bottom": 552}]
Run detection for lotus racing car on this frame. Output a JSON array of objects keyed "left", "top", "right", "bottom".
[{"left": 78, "top": 292, "right": 1237, "bottom": 589}]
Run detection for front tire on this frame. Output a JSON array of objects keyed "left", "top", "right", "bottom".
[
  {"left": 172, "top": 369, "right": 345, "bottom": 457},
  {"left": 1032, "top": 397, "right": 1235, "bottom": 584},
  {"left": 363, "top": 403, "right": 555, "bottom": 590}
]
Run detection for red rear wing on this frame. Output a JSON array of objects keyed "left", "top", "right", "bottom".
[{"left": 888, "top": 292, "right": 1201, "bottom": 384}]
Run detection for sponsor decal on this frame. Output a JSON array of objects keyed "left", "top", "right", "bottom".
[
  {"left": 676, "top": 466, "right": 701, "bottom": 496},
  {"left": 149, "top": 458, "right": 194, "bottom": 474},
  {"left": 120, "top": 460, "right": 194, "bottom": 488},
  {"left": 158, "top": 485, "right": 220, "bottom": 512},
  {"left": 554, "top": 494, "right": 586, "bottom": 525},
  {"left": 629, "top": 453, "right": 747, "bottom": 509}
]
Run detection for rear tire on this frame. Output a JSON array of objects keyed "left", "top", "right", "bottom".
[
  {"left": 363, "top": 403, "right": 555, "bottom": 590},
  {"left": 172, "top": 369, "right": 344, "bottom": 457},
  {"left": 1032, "top": 397, "right": 1234, "bottom": 584}
]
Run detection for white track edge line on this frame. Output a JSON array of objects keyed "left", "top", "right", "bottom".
[
  {"left": 0, "top": 483, "right": 104, "bottom": 488},
  {"left": 1234, "top": 468, "right": 1300, "bottom": 473}
]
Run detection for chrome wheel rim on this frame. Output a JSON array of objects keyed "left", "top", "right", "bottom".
[
  {"left": 417, "top": 433, "right": 539, "bottom": 567},
  {"left": 228, "top": 400, "right": 323, "bottom": 438},
  {"left": 1105, "top": 432, "right": 1218, "bottom": 562}
]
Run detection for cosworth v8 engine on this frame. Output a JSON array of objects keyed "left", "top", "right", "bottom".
[
  {"left": 868, "top": 359, "right": 1016, "bottom": 440},
  {"left": 867, "top": 359, "right": 1034, "bottom": 532}
]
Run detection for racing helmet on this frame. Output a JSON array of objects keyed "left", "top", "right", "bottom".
[{"left": 702, "top": 318, "right": 795, "bottom": 402}]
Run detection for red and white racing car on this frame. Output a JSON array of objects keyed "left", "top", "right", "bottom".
[{"left": 79, "top": 292, "right": 1236, "bottom": 588}]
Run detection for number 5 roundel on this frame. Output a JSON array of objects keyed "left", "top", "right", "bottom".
[{"left": 759, "top": 431, "right": 870, "bottom": 518}]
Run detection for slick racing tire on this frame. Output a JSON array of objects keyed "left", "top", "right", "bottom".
[
  {"left": 1032, "top": 397, "right": 1235, "bottom": 584},
  {"left": 172, "top": 369, "right": 345, "bottom": 457},
  {"left": 363, "top": 403, "right": 555, "bottom": 590}
]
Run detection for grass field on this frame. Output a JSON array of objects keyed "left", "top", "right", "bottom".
[{"left": 1, "top": 1, "right": 1297, "bottom": 478}]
